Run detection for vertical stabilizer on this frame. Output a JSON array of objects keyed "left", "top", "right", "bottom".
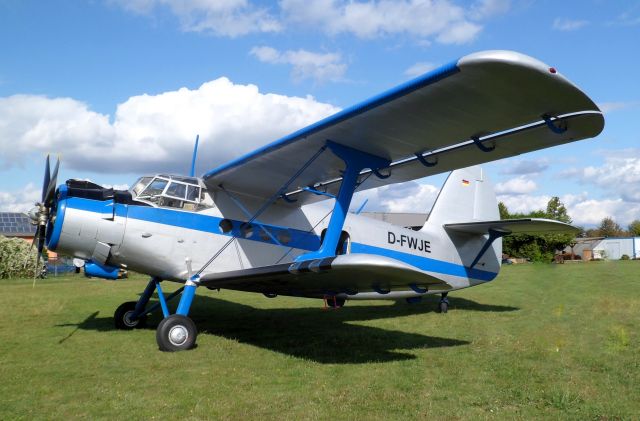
[{"left": 426, "top": 166, "right": 499, "bottom": 226}]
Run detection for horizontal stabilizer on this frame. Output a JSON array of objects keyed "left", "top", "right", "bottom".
[{"left": 444, "top": 218, "right": 580, "bottom": 235}]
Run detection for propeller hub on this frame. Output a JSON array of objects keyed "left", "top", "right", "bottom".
[
  {"left": 28, "top": 203, "right": 50, "bottom": 226},
  {"left": 27, "top": 206, "right": 40, "bottom": 224}
]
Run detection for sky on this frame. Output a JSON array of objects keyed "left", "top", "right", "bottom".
[{"left": 1, "top": 0, "right": 639, "bottom": 228}]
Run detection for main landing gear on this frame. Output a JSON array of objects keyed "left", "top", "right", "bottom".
[
  {"left": 113, "top": 276, "right": 199, "bottom": 351},
  {"left": 438, "top": 292, "right": 449, "bottom": 313}
]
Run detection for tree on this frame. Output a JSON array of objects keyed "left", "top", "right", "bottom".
[
  {"left": 628, "top": 220, "right": 640, "bottom": 236},
  {"left": 546, "top": 196, "right": 571, "bottom": 223},
  {"left": 500, "top": 197, "right": 575, "bottom": 262},
  {"left": 597, "top": 217, "right": 623, "bottom": 238},
  {"left": 498, "top": 202, "right": 509, "bottom": 220},
  {"left": 0, "top": 236, "right": 40, "bottom": 279}
]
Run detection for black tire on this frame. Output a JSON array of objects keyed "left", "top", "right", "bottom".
[
  {"left": 327, "top": 297, "right": 346, "bottom": 308},
  {"left": 114, "top": 301, "right": 147, "bottom": 330},
  {"left": 156, "top": 315, "right": 197, "bottom": 352},
  {"left": 438, "top": 301, "right": 448, "bottom": 314}
]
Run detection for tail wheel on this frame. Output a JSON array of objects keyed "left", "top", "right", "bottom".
[
  {"left": 156, "top": 314, "right": 197, "bottom": 352},
  {"left": 114, "top": 301, "right": 147, "bottom": 330}
]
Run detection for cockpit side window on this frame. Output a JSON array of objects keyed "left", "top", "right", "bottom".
[
  {"left": 187, "top": 185, "right": 200, "bottom": 202},
  {"left": 141, "top": 179, "right": 168, "bottom": 197},
  {"left": 166, "top": 182, "right": 187, "bottom": 199}
]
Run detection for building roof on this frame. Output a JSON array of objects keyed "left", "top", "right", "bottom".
[
  {"left": 360, "top": 212, "right": 428, "bottom": 229},
  {"left": 0, "top": 212, "right": 35, "bottom": 237}
]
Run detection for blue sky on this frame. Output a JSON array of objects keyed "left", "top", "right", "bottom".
[{"left": 1, "top": 0, "right": 639, "bottom": 227}]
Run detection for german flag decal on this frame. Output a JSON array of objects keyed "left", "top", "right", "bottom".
[{"left": 462, "top": 179, "right": 470, "bottom": 186}]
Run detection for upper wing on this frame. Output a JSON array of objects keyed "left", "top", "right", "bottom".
[
  {"left": 444, "top": 218, "right": 580, "bottom": 235},
  {"left": 203, "top": 50, "right": 604, "bottom": 204}
]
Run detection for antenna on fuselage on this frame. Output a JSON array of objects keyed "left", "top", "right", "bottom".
[{"left": 189, "top": 134, "right": 200, "bottom": 177}]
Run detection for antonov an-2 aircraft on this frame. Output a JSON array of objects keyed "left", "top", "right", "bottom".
[{"left": 29, "top": 51, "right": 604, "bottom": 351}]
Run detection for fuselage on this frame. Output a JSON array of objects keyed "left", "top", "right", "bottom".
[{"left": 47, "top": 179, "right": 500, "bottom": 300}]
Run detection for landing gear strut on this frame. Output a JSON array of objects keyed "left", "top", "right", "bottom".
[
  {"left": 438, "top": 293, "right": 449, "bottom": 313},
  {"left": 113, "top": 276, "right": 199, "bottom": 351}
]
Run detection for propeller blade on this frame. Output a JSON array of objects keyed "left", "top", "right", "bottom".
[
  {"left": 44, "top": 157, "right": 60, "bottom": 206},
  {"left": 42, "top": 155, "right": 51, "bottom": 203},
  {"left": 36, "top": 224, "right": 46, "bottom": 255},
  {"left": 33, "top": 225, "right": 46, "bottom": 285}
]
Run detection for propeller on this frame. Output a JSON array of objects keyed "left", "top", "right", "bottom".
[{"left": 27, "top": 154, "right": 61, "bottom": 283}]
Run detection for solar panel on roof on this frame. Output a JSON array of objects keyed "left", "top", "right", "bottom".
[{"left": 0, "top": 212, "right": 34, "bottom": 235}]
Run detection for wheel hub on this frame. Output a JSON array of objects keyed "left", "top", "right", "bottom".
[
  {"left": 123, "top": 311, "right": 138, "bottom": 327},
  {"left": 168, "top": 325, "right": 188, "bottom": 346}
]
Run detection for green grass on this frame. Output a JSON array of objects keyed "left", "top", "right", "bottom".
[{"left": 0, "top": 262, "right": 638, "bottom": 420}]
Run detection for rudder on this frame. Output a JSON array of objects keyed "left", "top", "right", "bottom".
[{"left": 426, "top": 166, "right": 499, "bottom": 226}]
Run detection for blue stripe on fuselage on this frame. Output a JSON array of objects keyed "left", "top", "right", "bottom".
[
  {"left": 350, "top": 243, "right": 497, "bottom": 282},
  {"left": 65, "top": 197, "right": 497, "bottom": 282}
]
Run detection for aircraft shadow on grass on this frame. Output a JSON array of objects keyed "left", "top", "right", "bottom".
[{"left": 56, "top": 295, "right": 518, "bottom": 364}]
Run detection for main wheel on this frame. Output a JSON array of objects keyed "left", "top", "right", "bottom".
[
  {"left": 438, "top": 300, "right": 449, "bottom": 314},
  {"left": 156, "top": 314, "right": 197, "bottom": 352},
  {"left": 327, "top": 297, "right": 346, "bottom": 308},
  {"left": 114, "top": 301, "right": 147, "bottom": 330}
]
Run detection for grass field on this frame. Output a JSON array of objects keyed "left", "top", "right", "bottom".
[{"left": 0, "top": 262, "right": 638, "bottom": 420}]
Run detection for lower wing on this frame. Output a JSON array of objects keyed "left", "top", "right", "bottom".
[{"left": 198, "top": 254, "right": 453, "bottom": 298}]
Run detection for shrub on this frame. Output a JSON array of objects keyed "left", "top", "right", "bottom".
[
  {"left": 0, "top": 235, "right": 40, "bottom": 279},
  {"left": 620, "top": 254, "right": 630, "bottom": 260}
]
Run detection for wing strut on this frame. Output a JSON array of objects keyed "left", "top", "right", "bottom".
[
  {"left": 296, "top": 141, "right": 389, "bottom": 261},
  {"left": 470, "top": 228, "right": 510, "bottom": 268}
]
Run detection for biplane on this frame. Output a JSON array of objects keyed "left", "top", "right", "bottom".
[{"left": 29, "top": 51, "right": 603, "bottom": 351}]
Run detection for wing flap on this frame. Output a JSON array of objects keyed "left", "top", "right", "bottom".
[
  {"left": 444, "top": 218, "right": 580, "bottom": 235},
  {"left": 203, "top": 51, "right": 604, "bottom": 204},
  {"left": 199, "top": 254, "right": 451, "bottom": 297}
]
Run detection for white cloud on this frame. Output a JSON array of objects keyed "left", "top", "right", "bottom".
[
  {"left": 567, "top": 151, "right": 640, "bottom": 203},
  {"left": 0, "top": 183, "right": 41, "bottom": 212},
  {"left": 353, "top": 180, "right": 439, "bottom": 213},
  {"left": 497, "top": 190, "right": 640, "bottom": 228},
  {"left": 114, "top": 0, "right": 508, "bottom": 43},
  {"left": 494, "top": 176, "right": 538, "bottom": 195},
  {"left": 404, "top": 62, "right": 438, "bottom": 78},
  {"left": 469, "top": 0, "right": 510, "bottom": 19},
  {"left": 250, "top": 46, "right": 347, "bottom": 83},
  {"left": 597, "top": 101, "right": 640, "bottom": 114},
  {"left": 111, "top": 0, "right": 282, "bottom": 37},
  {"left": 279, "top": 0, "right": 497, "bottom": 44},
  {"left": 0, "top": 78, "right": 339, "bottom": 175},
  {"left": 497, "top": 194, "right": 549, "bottom": 215},
  {"left": 552, "top": 18, "right": 589, "bottom": 31},
  {"left": 609, "top": 5, "right": 640, "bottom": 26},
  {"left": 500, "top": 159, "right": 549, "bottom": 175}
]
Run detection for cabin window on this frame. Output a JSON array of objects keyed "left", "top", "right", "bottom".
[
  {"left": 166, "top": 182, "right": 187, "bottom": 199},
  {"left": 187, "top": 185, "right": 200, "bottom": 202},
  {"left": 277, "top": 230, "right": 292, "bottom": 245},
  {"left": 131, "top": 177, "right": 153, "bottom": 196},
  {"left": 219, "top": 219, "right": 233, "bottom": 233},
  {"left": 240, "top": 223, "right": 253, "bottom": 238},
  {"left": 142, "top": 179, "right": 168, "bottom": 197}
]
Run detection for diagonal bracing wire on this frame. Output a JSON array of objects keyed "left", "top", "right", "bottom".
[{"left": 194, "top": 145, "right": 328, "bottom": 277}]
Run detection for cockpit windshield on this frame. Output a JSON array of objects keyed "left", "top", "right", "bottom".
[
  {"left": 130, "top": 174, "right": 211, "bottom": 210},
  {"left": 131, "top": 176, "right": 153, "bottom": 196}
]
